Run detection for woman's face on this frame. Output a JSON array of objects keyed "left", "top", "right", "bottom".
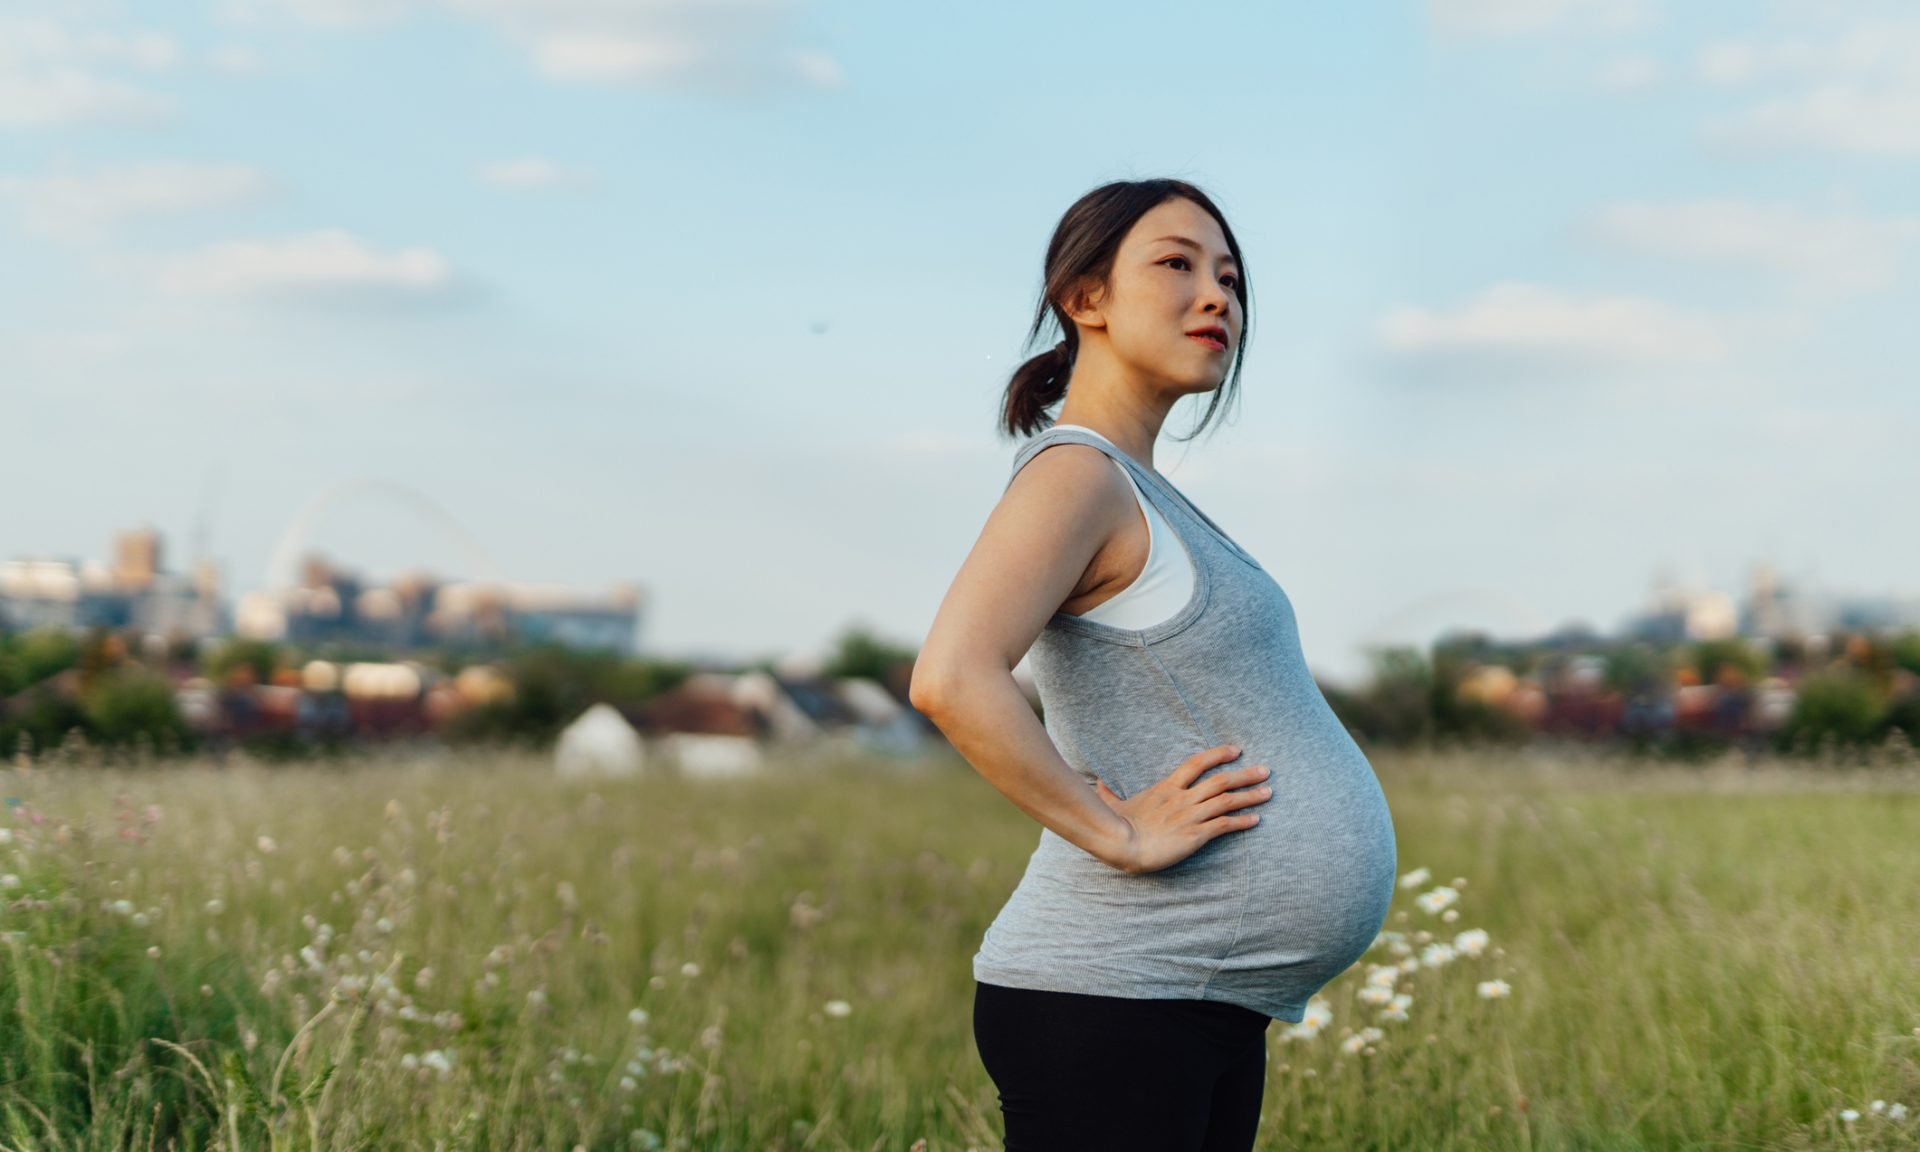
[{"left": 1073, "top": 196, "right": 1242, "bottom": 395}]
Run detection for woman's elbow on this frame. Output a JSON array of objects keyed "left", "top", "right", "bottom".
[{"left": 907, "top": 657, "right": 954, "bottom": 718}]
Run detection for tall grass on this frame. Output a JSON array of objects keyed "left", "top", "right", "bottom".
[{"left": 0, "top": 743, "right": 1915, "bottom": 1150}]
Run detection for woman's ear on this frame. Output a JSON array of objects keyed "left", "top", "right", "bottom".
[{"left": 1062, "top": 275, "right": 1108, "bottom": 332}]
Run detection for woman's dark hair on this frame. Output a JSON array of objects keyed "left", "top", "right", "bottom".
[{"left": 999, "top": 178, "right": 1252, "bottom": 440}]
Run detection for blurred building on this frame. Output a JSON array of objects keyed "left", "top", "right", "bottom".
[
  {"left": 0, "top": 528, "right": 227, "bottom": 640},
  {"left": 235, "top": 551, "right": 642, "bottom": 655}
]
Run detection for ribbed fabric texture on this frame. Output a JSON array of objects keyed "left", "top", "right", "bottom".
[{"left": 972, "top": 424, "right": 1398, "bottom": 1022}]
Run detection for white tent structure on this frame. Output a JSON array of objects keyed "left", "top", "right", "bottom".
[{"left": 554, "top": 703, "right": 646, "bottom": 780}]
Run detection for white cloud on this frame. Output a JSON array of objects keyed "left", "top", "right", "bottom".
[
  {"left": 533, "top": 33, "right": 703, "bottom": 83},
  {"left": 1432, "top": 0, "right": 1653, "bottom": 37},
  {"left": 163, "top": 229, "right": 455, "bottom": 300},
  {"left": 1379, "top": 282, "right": 1728, "bottom": 367},
  {"left": 0, "top": 17, "right": 181, "bottom": 129},
  {"left": 1590, "top": 199, "right": 1920, "bottom": 295},
  {"left": 476, "top": 156, "right": 591, "bottom": 190},
  {"left": 208, "top": 44, "right": 267, "bottom": 75},
  {"left": 1714, "top": 87, "right": 1920, "bottom": 157},
  {"left": 219, "top": 0, "right": 417, "bottom": 29},
  {"left": 0, "top": 162, "right": 273, "bottom": 238},
  {"left": 1597, "top": 54, "right": 1661, "bottom": 93},
  {"left": 236, "top": 0, "right": 845, "bottom": 92},
  {"left": 788, "top": 50, "right": 844, "bottom": 89},
  {"left": 1698, "top": 19, "right": 1920, "bottom": 156}
]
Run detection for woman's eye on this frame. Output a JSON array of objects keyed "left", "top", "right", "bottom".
[
  {"left": 1222, "top": 276, "right": 1238, "bottom": 289},
  {"left": 1163, "top": 256, "right": 1189, "bottom": 270}
]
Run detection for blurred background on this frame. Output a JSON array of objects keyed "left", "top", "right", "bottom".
[{"left": 4, "top": 0, "right": 1917, "bottom": 762}]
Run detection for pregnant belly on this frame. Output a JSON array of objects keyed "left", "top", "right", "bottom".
[
  {"left": 992, "top": 765, "right": 1395, "bottom": 972},
  {"left": 1227, "top": 763, "right": 1398, "bottom": 978}
]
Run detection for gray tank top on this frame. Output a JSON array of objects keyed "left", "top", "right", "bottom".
[{"left": 971, "top": 424, "right": 1398, "bottom": 1023}]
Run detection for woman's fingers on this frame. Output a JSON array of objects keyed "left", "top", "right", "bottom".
[
  {"left": 1200, "top": 810, "right": 1262, "bottom": 839},
  {"left": 1190, "top": 763, "right": 1270, "bottom": 802},
  {"left": 1196, "top": 783, "right": 1271, "bottom": 823},
  {"left": 1171, "top": 743, "right": 1242, "bottom": 789}
]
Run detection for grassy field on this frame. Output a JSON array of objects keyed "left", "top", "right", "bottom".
[{"left": 1, "top": 742, "right": 1917, "bottom": 1151}]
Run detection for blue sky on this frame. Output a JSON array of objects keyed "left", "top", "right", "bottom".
[{"left": 3, "top": 0, "right": 1915, "bottom": 684}]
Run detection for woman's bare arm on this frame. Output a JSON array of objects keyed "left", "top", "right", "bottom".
[
  {"left": 910, "top": 442, "right": 1273, "bottom": 873},
  {"left": 908, "top": 443, "right": 1143, "bottom": 865}
]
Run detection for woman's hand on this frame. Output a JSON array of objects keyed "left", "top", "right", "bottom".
[{"left": 1093, "top": 744, "right": 1272, "bottom": 874}]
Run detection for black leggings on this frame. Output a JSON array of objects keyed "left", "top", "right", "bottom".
[{"left": 971, "top": 980, "right": 1272, "bottom": 1152}]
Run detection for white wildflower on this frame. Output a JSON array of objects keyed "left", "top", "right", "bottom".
[
  {"left": 1420, "top": 943, "right": 1456, "bottom": 968},
  {"left": 823, "top": 999, "right": 852, "bottom": 1018},
  {"left": 1280, "top": 997, "right": 1333, "bottom": 1041},
  {"left": 628, "top": 1008, "right": 650, "bottom": 1027},
  {"left": 1453, "top": 928, "right": 1491, "bottom": 957},
  {"left": 205, "top": 898, "right": 223, "bottom": 915},
  {"left": 1357, "top": 985, "right": 1394, "bottom": 1005},
  {"left": 1399, "top": 957, "right": 1420, "bottom": 972},
  {"left": 1415, "top": 886, "right": 1459, "bottom": 915},
  {"left": 0, "top": 874, "right": 18, "bottom": 890},
  {"left": 1476, "top": 980, "right": 1511, "bottom": 999},
  {"left": 132, "top": 913, "right": 149, "bottom": 928},
  {"left": 401, "top": 1054, "right": 419, "bottom": 1070},
  {"left": 1398, "top": 867, "right": 1431, "bottom": 890},
  {"left": 680, "top": 962, "right": 700, "bottom": 978},
  {"left": 1340, "top": 1034, "right": 1366, "bottom": 1054},
  {"left": 256, "top": 835, "right": 277, "bottom": 854},
  {"left": 1365, "top": 966, "right": 1398, "bottom": 989},
  {"left": 1888, "top": 1102, "right": 1908, "bottom": 1120},
  {"left": 0, "top": 829, "right": 11, "bottom": 844},
  {"left": 421, "top": 1050, "right": 453, "bottom": 1077},
  {"left": 1441, "top": 909, "right": 1459, "bottom": 923},
  {"left": 620, "top": 1076, "right": 637, "bottom": 1092},
  {"left": 1840, "top": 1108, "right": 1859, "bottom": 1123},
  {"left": 112, "top": 899, "right": 134, "bottom": 915}
]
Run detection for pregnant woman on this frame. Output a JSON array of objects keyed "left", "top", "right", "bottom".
[{"left": 908, "top": 179, "right": 1398, "bottom": 1151}]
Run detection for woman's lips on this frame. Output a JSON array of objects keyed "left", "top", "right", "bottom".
[{"left": 1188, "top": 334, "right": 1227, "bottom": 352}]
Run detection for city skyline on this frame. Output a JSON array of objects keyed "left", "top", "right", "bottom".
[{"left": 9, "top": 518, "right": 1917, "bottom": 689}]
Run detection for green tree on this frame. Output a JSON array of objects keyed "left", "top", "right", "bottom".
[
  {"left": 17, "top": 626, "right": 80, "bottom": 686},
  {"left": 824, "top": 625, "right": 918, "bottom": 683},
  {"left": 1780, "top": 666, "right": 1887, "bottom": 754},
  {"left": 1888, "top": 631, "right": 1920, "bottom": 678},
  {"left": 84, "top": 669, "right": 191, "bottom": 751},
  {"left": 1325, "top": 646, "right": 1434, "bottom": 748},
  {"left": 205, "top": 638, "right": 281, "bottom": 685},
  {"left": 1602, "top": 642, "right": 1666, "bottom": 696},
  {"left": 1691, "top": 638, "right": 1765, "bottom": 684}
]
